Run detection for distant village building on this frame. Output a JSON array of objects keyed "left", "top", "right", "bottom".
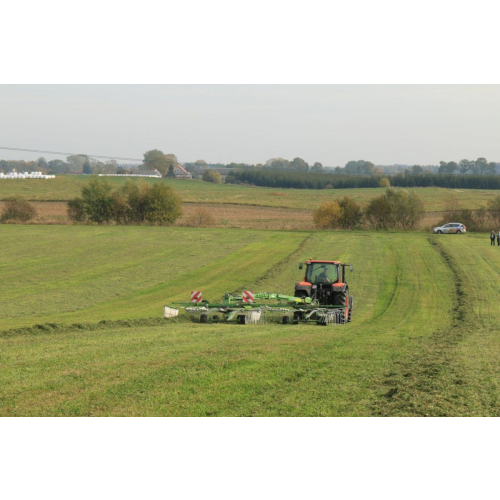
[
  {"left": 99, "top": 169, "right": 162, "bottom": 178},
  {"left": 173, "top": 164, "right": 192, "bottom": 179}
]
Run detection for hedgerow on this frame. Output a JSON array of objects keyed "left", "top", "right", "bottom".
[{"left": 226, "top": 169, "right": 500, "bottom": 190}]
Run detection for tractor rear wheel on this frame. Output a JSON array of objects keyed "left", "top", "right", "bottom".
[
  {"left": 333, "top": 289, "right": 349, "bottom": 323},
  {"left": 348, "top": 295, "right": 354, "bottom": 323}
]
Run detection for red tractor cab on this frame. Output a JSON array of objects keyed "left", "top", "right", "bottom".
[{"left": 294, "top": 260, "right": 353, "bottom": 322}]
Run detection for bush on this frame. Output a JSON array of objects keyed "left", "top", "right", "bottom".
[
  {"left": 313, "top": 202, "right": 342, "bottom": 229},
  {"left": 365, "top": 188, "right": 424, "bottom": 230},
  {"left": 202, "top": 170, "right": 222, "bottom": 184},
  {"left": 386, "top": 188, "right": 424, "bottom": 229},
  {"left": 1, "top": 196, "right": 37, "bottom": 222},
  {"left": 143, "top": 183, "right": 182, "bottom": 225},
  {"left": 67, "top": 198, "right": 87, "bottom": 222},
  {"left": 314, "top": 197, "right": 363, "bottom": 230},
  {"left": 110, "top": 189, "right": 130, "bottom": 225},
  {"left": 337, "top": 196, "right": 362, "bottom": 229},
  {"left": 74, "top": 178, "right": 183, "bottom": 226},
  {"left": 185, "top": 208, "right": 216, "bottom": 227},
  {"left": 488, "top": 195, "right": 500, "bottom": 225},
  {"left": 81, "top": 176, "right": 114, "bottom": 224},
  {"left": 379, "top": 177, "right": 391, "bottom": 188},
  {"left": 437, "top": 195, "right": 494, "bottom": 232},
  {"left": 364, "top": 195, "right": 393, "bottom": 230}
]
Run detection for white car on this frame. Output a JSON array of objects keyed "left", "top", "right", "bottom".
[{"left": 433, "top": 222, "right": 466, "bottom": 234}]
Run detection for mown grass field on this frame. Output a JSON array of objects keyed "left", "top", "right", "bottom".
[
  {"left": 0, "top": 174, "right": 497, "bottom": 211},
  {"left": 1, "top": 225, "right": 500, "bottom": 416}
]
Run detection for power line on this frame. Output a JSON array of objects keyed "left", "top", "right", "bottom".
[{"left": 0, "top": 146, "right": 143, "bottom": 162}]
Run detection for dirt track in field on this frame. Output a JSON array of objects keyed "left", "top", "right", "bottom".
[{"left": 0, "top": 201, "right": 445, "bottom": 231}]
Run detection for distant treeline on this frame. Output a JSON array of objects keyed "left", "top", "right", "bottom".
[{"left": 226, "top": 169, "right": 500, "bottom": 190}]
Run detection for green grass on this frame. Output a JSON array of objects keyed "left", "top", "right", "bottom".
[
  {"left": 1, "top": 226, "right": 499, "bottom": 416},
  {"left": 0, "top": 174, "right": 497, "bottom": 211}
]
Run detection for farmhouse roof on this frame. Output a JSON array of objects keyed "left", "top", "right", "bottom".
[{"left": 175, "top": 164, "right": 189, "bottom": 174}]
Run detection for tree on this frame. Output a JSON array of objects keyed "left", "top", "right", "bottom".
[
  {"left": 47, "top": 159, "right": 69, "bottom": 174},
  {"left": 438, "top": 161, "right": 458, "bottom": 175},
  {"left": 477, "top": 157, "right": 489, "bottom": 175},
  {"left": 167, "top": 165, "right": 175, "bottom": 178},
  {"left": 104, "top": 160, "right": 119, "bottom": 174},
  {"left": 89, "top": 159, "right": 108, "bottom": 174},
  {"left": 37, "top": 157, "right": 47, "bottom": 171},
  {"left": 82, "top": 158, "right": 92, "bottom": 174},
  {"left": 142, "top": 150, "right": 178, "bottom": 176},
  {"left": 164, "top": 154, "right": 178, "bottom": 168},
  {"left": 459, "top": 159, "right": 471, "bottom": 174},
  {"left": 487, "top": 162, "right": 498, "bottom": 175},
  {"left": 410, "top": 165, "right": 424, "bottom": 175},
  {"left": 80, "top": 176, "right": 114, "bottom": 224},
  {"left": 67, "top": 154, "right": 88, "bottom": 172},
  {"left": 344, "top": 160, "right": 375, "bottom": 175},
  {"left": 265, "top": 158, "right": 289, "bottom": 170},
  {"left": 195, "top": 159, "right": 208, "bottom": 168},
  {"left": 202, "top": 170, "right": 222, "bottom": 183},
  {"left": 290, "top": 157, "right": 309, "bottom": 172},
  {"left": 379, "top": 177, "right": 391, "bottom": 188},
  {"left": 469, "top": 160, "right": 480, "bottom": 175},
  {"left": 477, "top": 158, "right": 497, "bottom": 175},
  {"left": 310, "top": 162, "right": 323, "bottom": 174}
]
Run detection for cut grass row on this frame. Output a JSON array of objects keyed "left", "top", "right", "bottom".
[
  {"left": 3, "top": 227, "right": 499, "bottom": 415},
  {"left": 0, "top": 174, "right": 497, "bottom": 211}
]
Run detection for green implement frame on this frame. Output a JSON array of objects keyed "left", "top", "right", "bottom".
[{"left": 164, "top": 291, "right": 353, "bottom": 326}]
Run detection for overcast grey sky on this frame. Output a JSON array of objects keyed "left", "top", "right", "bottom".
[{"left": 1, "top": 85, "right": 499, "bottom": 166}]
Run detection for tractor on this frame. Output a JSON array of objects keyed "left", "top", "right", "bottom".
[
  {"left": 294, "top": 260, "right": 353, "bottom": 322},
  {"left": 164, "top": 259, "right": 354, "bottom": 326}
]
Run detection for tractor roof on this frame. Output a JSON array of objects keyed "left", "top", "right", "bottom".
[{"left": 306, "top": 260, "right": 341, "bottom": 264}]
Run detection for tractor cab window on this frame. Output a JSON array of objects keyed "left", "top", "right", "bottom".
[{"left": 306, "top": 263, "right": 338, "bottom": 284}]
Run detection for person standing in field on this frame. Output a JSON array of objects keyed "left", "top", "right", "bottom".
[{"left": 491, "top": 231, "right": 496, "bottom": 246}]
